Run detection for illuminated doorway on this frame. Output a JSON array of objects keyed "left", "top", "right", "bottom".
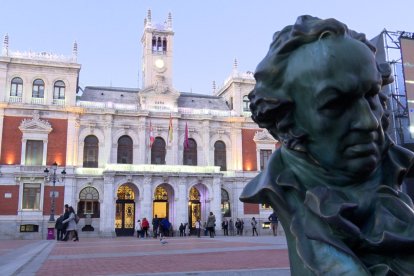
[
  {"left": 153, "top": 185, "right": 169, "bottom": 220},
  {"left": 188, "top": 186, "right": 201, "bottom": 233},
  {"left": 115, "top": 184, "right": 135, "bottom": 236}
]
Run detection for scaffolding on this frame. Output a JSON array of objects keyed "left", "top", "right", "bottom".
[{"left": 381, "top": 30, "right": 414, "bottom": 145}]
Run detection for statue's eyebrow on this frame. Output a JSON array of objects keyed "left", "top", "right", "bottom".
[{"left": 315, "top": 86, "right": 343, "bottom": 107}]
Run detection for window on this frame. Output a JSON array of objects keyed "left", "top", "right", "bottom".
[
  {"left": 22, "top": 183, "right": 41, "bottom": 210},
  {"left": 243, "top": 95, "right": 250, "bottom": 112},
  {"left": 10, "top": 77, "right": 23, "bottom": 97},
  {"left": 78, "top": 187, "right": 100, "bottom": 218},
  {"left": 260, "top": 149, "right": 272, "bottom": 171},
  {"left": 214, "top": 140, "right": 226, "bottom": 171},
  {"left": 83, "top": 135, "right": 99, "bottom": 168},
  {"left": 53, "top": 80, "right": 65, "bottom": 99},
  {"left": 25, "top": 140, "right": 43, "bottom": 166},
  {"left": 221, "top": 188, "right": 231, "bottom": 217},
  {"left": 32, "top": 79, "right": 44, "bottom": 98},
  {"left": 261, "top": 203, "right": 272, "bottom": 210},
  {"left": 183, "top": 138, "right": 197, "bottom": 165},
  {"left": 151, "top": 137, "right": 166, "bottom": 164},
  {"left": 117, "top": 135, "right": 133, "bottom": 164}
]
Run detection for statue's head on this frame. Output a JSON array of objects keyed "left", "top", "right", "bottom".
[{"left": 249, "top": 15, "right": 393, "bottom": 178}]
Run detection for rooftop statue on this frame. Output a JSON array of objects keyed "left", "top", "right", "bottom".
[{"left": 240, "top": 15, "right": 414, "bottom": 275}]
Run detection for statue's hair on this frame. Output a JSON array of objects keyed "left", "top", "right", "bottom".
[{"left": 249, "top": 15, "right": 393, "bottom": 148}]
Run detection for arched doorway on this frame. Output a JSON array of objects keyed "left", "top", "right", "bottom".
[
  {"left": 188, "top": 184, "right": 209, "bottom": 233},
  {"left": 153, "top": 184, "right": 174, "bottom": 220},
  {"left": 115, "top": 184, "right": 136, "bottom": 236}
]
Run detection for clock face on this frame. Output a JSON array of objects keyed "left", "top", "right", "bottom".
[{"left": 155, "top": 59, "right": 165, "bottom": 69}]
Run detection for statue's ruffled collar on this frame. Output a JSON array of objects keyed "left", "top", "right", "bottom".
[{"left": 240, "top": 139, "right": 414, "bottom": 275}]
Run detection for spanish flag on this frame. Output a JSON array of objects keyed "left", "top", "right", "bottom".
[{"left": 168, "top": 114, "right": 173, "bottom": 144}]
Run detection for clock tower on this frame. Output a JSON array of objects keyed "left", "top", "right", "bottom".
[{"left": 141, "top": 10, "right": 174, "bottom": 89}]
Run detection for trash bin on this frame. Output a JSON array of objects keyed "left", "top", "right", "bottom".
[{"left": 47, "top": 228, "right": 55, "bottom": 240}]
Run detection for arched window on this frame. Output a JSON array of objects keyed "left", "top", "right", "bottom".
[
  {"left": 53, "top": 80, "right": 65, "bottom": 99},
  {"left": 157, "top": 37, "right": 162, "bottom": 52},
  {"left": 151, "top": 137, "right": 166, "bottom": 164},
  {"left": 32, "top": 79, "right": 44, "bottom": 98},
  {"left": 221, "top": 188, "right": 231, "bottom": 217},
  {"left": 10, "top": 77, "right": 23, "bottom": 97},
  {"left": 243, "top": 95, "right": 250, "bottom": 112},
  {"left": 152, "top": 36, "right": 157, "bottom": 52},
  {"left": 162, "top": 38, "right": 167, "bottom": 53},
  {"left": 214, "top": 141, "right": 226, "bottom": 171},
  {"left": 78, "top": 187, "right": 100, "bottom": 218},
  {"left": 117, "top": 135, "right": 133, "bottom": 164},
  {"left": 183, "top": 138, "right": 197, "bottom": 165},
  {"left": 83, "top": 135, "right": 99, "bottom": 168}
]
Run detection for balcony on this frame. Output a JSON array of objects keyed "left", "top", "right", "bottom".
[
  {"left": 8, "top": 96, "right": 22, "bottom": 103},
  {"left": 31, "top": 97, "right": 45, "bottom": 105},
  {"left": 52, "top": 99, "right": 65, "bottom": 106}
]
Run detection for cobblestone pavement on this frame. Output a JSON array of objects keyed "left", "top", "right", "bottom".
[{"left": 0, "top": 235, "right": 290, "bottom": 276}]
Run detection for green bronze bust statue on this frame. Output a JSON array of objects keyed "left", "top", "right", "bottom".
[{"left": 240, "top": 15, "right": 414, "bottom": 275}]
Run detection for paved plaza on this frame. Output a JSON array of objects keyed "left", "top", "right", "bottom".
[{"left": 0, "top": 235, "right": 290, "bottom": 276}]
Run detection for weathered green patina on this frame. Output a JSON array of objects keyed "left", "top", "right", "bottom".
[{"left": 240, "top": 15, "right": 414, "bottom": 275}]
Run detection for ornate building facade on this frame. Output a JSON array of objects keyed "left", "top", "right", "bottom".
[{"left": 0, "top": 11, "right": 279, "bottom": 239}]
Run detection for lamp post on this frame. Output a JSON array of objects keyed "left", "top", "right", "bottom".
[{"left": 44, "top": 162, "right": 66, "bottom": 222}]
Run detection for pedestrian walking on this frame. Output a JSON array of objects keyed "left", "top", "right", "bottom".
[
  {"left": 229, "top": 219, "right": 235, "bottom": 236},
  {"left": 235, "top": 218, "right": 241, "bottom": 235},
  {"left": 206, "top": 212, "right": 216, "bottom": 238},
  {"left": 152, "top": 215, "right": 159, "bottom": 238},
  {"left": 195, "top": 218, "right": 201, "bottom": 238},
  {"left": 61, "top": 204, "right": 70, "bottom": 241},
  {"left": 62, "top": 206, "right": 79, "bottom": 242},
  {"left": 268, "top": 211, "right": 279, "bottom": 236},
  {"left": 136, "top": 220, "right": 142, "bottom": 238},
  {"left": 179, "top": 223, "right": 185, "bottom": 237},
  {"left": 251, "top": 217, "right": 258, "bottom": 236},
  {"left": 55, "top": 214, "right": 64, "bottom": 241},
  {"left": 222, "top": 218, "right": 229, "bottom": 236},
  {"left": 141, "top": 218, "right": 149, "bottom": 238}
]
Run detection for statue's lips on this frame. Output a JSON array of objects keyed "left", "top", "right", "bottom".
[{"left": 344, "top": 142, "right": 379, "bottom": 158}]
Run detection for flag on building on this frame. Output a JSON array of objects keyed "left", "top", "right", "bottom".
[
  {"left": 184, "top": 122, "right": 189, "bottom": 150},
  {"left": 168, "top": 114, "right": 173, "bottom": 144},
  {"left": 149, "top": 121, "right": 154, "bottom": 148}
]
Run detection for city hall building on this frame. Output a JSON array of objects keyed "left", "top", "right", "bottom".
[{"left": 0, "top": 11, "right": 279, "bottom": 239}]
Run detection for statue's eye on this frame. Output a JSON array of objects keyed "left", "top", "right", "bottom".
[{"left": 319, "top": 95, "right": 350, "bottom": 117}]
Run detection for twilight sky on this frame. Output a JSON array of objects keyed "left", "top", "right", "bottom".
[{"left": 0, "top": 0, "right": 413, "bottom": 95}]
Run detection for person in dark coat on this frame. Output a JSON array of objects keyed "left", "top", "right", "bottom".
[
  {"left": 55, "top": 214, "right": 64, "bottom": 241},
  {"left": 61, "top": 204, "right": 70, "bottom": 241},
  {"left": 152, "top": 215, "right": 159, "bottom": 238}
]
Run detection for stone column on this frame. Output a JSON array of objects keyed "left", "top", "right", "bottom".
[
  {"left": 230, "top": 124, "right": 243, "bottom": 170},
  {"left": 66, "top": 114, "right": 79, "bottom": 166},
  {"left": 141, "top": 175, "right": 153, "bottom": 221},
  {"left": 100, "top": 174, "right": 115, "bottom": 237},
  {"left": 137, "top": 118, "right": 146, "bottom": 163},
  {"left": 202, "top": 120, "right": 210, "bottom": 166},
  {"left": 211, "top": 175, "right": 222, "bottom": 234},
  {"left": 0, "top": 109, "right": 4, "bottom": 158},
  {"left": 177, "top": 176, "right": 188, "bottom": 225},
  {"left": 20, "top": 139, "right": 27, "bottom": 165},
  {"left": 102, "top": 115, "right": 113, "bottom": 165}
]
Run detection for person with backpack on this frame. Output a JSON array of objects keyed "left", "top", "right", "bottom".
[
  {"left": 141, "top": 218, "right": 149, "bottom": 238},
  {"left": 62, "top": 206, "right": 79, "bottom": 241}
]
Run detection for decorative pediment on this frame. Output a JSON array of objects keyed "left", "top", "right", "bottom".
[
  {"left": 253, "top": 130, "right": 277, "bottom": 143},
  {"left": 19, "top": 110, "right": 52, "bottom": 134}
]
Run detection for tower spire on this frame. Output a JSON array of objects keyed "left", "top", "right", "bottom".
[
  {"left": 166, "top": 12, "right": 173, "bottom": 30},
  {"left": 72, "top": 40, "right": 78, "bottom": 62},
  {"left": 212, "top": 81, "right": 216, "bottom": 94},
  {"left": 2, "top": 33, "right": 9, "bottom": 56}
]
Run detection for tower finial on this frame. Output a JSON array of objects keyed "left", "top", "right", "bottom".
[
  {"left": 233, "top": 58, "right": 238, "bottom": 71},
  {"left": 212, "top": 81, "right": 216, "bottom": 94},
  {"left": 167, "top": 12, "right": 173, "bottom": 30},
  {"left": 2, "top": 33, "right": 9, "bottom": 56},
  {"left": 147, "top": 9, "right": 152, "bottom": 22},
  {"left": 72, "top": 40, "right": 78, "bottom": 62}
]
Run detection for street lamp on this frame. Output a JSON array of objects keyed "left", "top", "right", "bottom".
[{"left": 44, "top": 162, "right": 66, "bottom": 222}]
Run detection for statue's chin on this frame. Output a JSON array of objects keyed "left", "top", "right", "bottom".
[{"left": 342, "top": 155, "right": 380, "bottom": 179}]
